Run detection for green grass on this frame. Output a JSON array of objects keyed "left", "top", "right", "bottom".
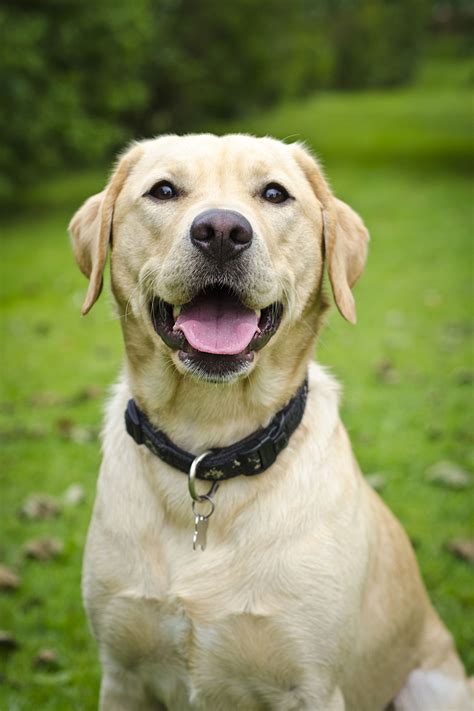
[{"left": 1, "top": 56, "right": 473, "bottom": 708}]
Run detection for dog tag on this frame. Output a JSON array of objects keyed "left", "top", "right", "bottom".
[{"left": 193, "top": 514, "right": 209, "bottom": 551}]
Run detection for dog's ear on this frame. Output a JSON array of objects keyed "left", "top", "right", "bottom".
[
  {"left": 292, "top": 144, "right": 369, "bottom": 324},
  {"left": 68, "top": 145, "right": 142, "bottom": 315},
  {"left": 323, "top": 197, "right": 369, "bottom": 324}
]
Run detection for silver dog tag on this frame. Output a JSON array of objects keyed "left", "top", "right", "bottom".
[{"left": 193, "top": 514, "right": 209, "bottom": 551}]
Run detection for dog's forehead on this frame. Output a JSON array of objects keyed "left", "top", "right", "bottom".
[{"left": 134, "top": 133, "right": 297, "bottom": 183}]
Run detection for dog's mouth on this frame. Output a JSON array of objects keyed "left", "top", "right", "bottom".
[{"left": 150, "top": 286, "right": 282, "bottom": 381}]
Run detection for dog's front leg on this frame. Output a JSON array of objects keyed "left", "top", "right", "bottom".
[
  {"left": 99, "top": 662, "right": 165, "bottom": 711},
  {"left": 325, "top": 688, "right": 346, "bottom": 710}
]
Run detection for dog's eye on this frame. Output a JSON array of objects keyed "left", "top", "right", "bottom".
[
  {"left": 148, "top": 181, "right": 178, "bottom": 201},
  {"left": 262, "top": 183, "right": 290, "bottom": 204}
]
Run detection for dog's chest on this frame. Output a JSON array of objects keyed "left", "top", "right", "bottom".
[{"left": 101, "top": 570, "right": 324, "bottom": 709}]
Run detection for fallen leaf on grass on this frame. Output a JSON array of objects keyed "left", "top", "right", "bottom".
[
  {"left": 426, "top": 461, "right": 472, "bottom": 489},
  {"left": 374, "top": 359, "right": 400, "bottom": 385},
  {"left": 355, "top": 431, "right": 374, "bottom": 446},
  {"left": 56, "top": 419, "right": 97, "bottom": 443},
  {"left": 21, "top": 597, "right": 43, "bottom": 612},
  {"left": 446, "top": 539, "right": 474, "bottom": 565},
  {"left": 385, "top": 310, "right": 405, "bottom": 327},
  {"left": 29, "top": 391, "right": 62, "bottom": 407},
  {"left": 33, "top": 321, "right": 51, "bottom": 336},
  {"left": 55, "top": 418, "right": 74, "bottom": 437},
  {"left": 19, "top": 494, "right": 61, "bottom": 520},
  {"left": 62, "top": 484, "right": 86, "bottom": 507},
  {"left": 454, "top": 428, "right": 474, "bottom": 445},
  {"left": 455, "top": 370, "right": 473, "bottom": 386},
  {"left": 24, "top": 538, "right": 64, "bottom": 561},
  {"left": 0, "top": 425, "right": 48, "bottom": 442},
  {"left": 71, "top": 385, "right": 103, "bottom": 404},
  {"left": 0, "top": 631, "right": 19, "bottom": 653},
  {"left": 0, "top": 565, "right": 20, "bottom": 592},
  {"left": 423, "top": 290, "right": 442, "bottom": 308},
  {"left": 365, "top": 473, "right": 387, "bottom": 491},
  {"left": 424, "top": 424, "right": 443, "bottom": 441},
  {"left": 0, "top": 669, "right": 22, "bottom": 689},
  {"left": 30, "top": 385, "right": 103, "bottom": 408},
  {"left": 34, "top": 649, "right": 60, "bottom": 671},
  {"left": 69, "top": 426, "right": 97, "bottom": 444}
]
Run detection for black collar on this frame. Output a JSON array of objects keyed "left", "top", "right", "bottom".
[{"left": 125, "top": 378, "right": 308, "bottom": 482}]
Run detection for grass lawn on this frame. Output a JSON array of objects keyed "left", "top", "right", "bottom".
[{"left": 1, "top": 56, "right": 473, "bottom": 708}]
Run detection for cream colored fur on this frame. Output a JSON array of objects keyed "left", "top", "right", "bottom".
[{"left": 69, "top": 134, "right": 472, "bottom": 710}]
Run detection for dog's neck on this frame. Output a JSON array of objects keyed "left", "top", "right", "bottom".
[
  {"left": 125, "top": 347, "right": 311, "bottom": 453},
  {"left": 122, "top": 299, "right": 327, "bottom": 453}
]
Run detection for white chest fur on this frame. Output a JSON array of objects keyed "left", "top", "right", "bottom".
[{"left": 88, "top": 541, "right": 355, "bottom": 711}]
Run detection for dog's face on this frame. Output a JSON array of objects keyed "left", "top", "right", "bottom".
[{"left": 70, "top": 134, "right": 368, "bottom": 384}]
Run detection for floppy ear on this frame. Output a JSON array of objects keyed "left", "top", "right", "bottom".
[
  {"left": 292, "top": 144, "right": 369, "bottom": 324},
  {"left": 68, "top": 146, "right": 141, "bottom": 315}
]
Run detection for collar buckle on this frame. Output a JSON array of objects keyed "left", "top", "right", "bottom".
[
  {"left": 244, "top": 412, "right": 288, "bottom": 472},
  {"left": 257, "top": 436, "right": 278, "bottom": 470}
]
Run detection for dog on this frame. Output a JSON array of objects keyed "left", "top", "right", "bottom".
[{"left": 69, "top": 134, "right": 473, "bottom": 710}]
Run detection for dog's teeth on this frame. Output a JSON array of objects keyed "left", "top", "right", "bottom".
[
  {"left": 256, "top": 310, "right": 261, "bottom": 320},
  {"left": 173, "top": 306, "right": 181, "bottom": 320}
]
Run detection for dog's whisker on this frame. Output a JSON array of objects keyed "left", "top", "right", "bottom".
[{"left": 121, "top": 268, "right": 156, "bottom": 323}]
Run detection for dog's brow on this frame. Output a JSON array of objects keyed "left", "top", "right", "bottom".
[
  {"left": 248, "top": 159, "right": 278, "bottom": 178},
  {"left": 140, "top": 166, "right": 191, "bottom": 194}
]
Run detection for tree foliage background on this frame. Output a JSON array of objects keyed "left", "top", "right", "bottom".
[{"left": 0, "top": 0, "right": 471, "bottom": 200}]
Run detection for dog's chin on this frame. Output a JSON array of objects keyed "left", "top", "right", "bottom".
[
  {"left": 149, "top": 285, "right": 282, "bottom": 384},
  {"left": 173, "top": 349, "right": 255, "bottom": 384}
]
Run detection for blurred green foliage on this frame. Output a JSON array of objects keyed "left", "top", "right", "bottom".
[
  {"left": 0, "top": 1, "right": 152, "bottom": 197},
  {"left": 0, "top": 0, "right": 440, "bottom": 200}
]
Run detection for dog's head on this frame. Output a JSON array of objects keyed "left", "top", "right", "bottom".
[{"left": 69, "top": 134, "right": 368, "bottom": 385}]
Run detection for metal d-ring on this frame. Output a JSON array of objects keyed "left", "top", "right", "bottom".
[
  {"left": 192, "top": 495, "right": 215, "bottom": 520},
  {"left": 188, "top": 450, "right": 219, "bottom": 502}
]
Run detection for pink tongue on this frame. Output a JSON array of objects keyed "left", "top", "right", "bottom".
[{"left": 174, "top": 293, "right": 259, "bottom": 355}]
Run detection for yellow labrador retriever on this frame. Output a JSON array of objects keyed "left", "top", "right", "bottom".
[{"left": 69, "top": 134, "right": 472, "bottom": 710}]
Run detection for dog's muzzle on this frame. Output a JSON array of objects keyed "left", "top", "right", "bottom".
[{"left": 149, "top": 285, "right": 283, "bottom": 382}]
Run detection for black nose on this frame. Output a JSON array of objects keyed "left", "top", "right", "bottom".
[{"left": 190, "top": 209, "right": 253, "bottom": 265}]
